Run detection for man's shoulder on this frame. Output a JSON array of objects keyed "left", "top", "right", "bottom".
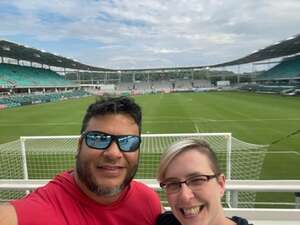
[
  {"left": 131, "top": 180, "right": 157, "bottom": 193},
  {"left": 11, "top": 170, "right": 76, "bottom": 208},
  {"left": 129, "top": 180, "right": 160, "bottom": 204},
  {"left": 52, "top": 170, "right": 73, "bottom": 182},
  {"left": 125, "top": 180, "right": 161, "bottom": 224},
  {"left": 9, "top": 171, "right": 81, "bottom": 225}
]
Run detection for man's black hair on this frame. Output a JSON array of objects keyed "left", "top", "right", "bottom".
[{"left": 80, "top": 96, "right": 142, "bottom": 134}]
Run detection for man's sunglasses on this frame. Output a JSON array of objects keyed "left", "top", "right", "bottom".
[{"left": 82, "top": 131, "right": 141, "bottom": 152}]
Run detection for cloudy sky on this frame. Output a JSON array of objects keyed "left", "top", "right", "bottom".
[{"left": 0, "top": 0, "right": 299, "bottom": 70}]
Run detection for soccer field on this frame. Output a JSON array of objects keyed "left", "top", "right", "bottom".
[{"left": 0, "top": 91, "right": 299, "bottom": 205}]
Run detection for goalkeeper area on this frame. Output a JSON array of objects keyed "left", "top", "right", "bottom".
[{"left": 0, "top": 91, "right": 300, "bottom": 207}]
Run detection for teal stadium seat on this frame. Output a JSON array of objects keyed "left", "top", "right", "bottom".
[
  {"left": 257, "top": 55, "right": 300, "bottom": 80},
  {"left": 0, "top": 90, "right": 90, "bottom": 109},
  {"left": 0, "top": 63, "right": 75, "bottom": 87}
]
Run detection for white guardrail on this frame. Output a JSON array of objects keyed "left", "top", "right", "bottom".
[
  {"left": 1, "top": 179, "right": 300, "bottom": 225},
  {"left": 1, "top": 179, "right": 300, "bottom": 207}
]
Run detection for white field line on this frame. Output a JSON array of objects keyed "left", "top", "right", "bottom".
[
  {"left": 144, "top": 115, "right": 215, "bottom": 121},
  {"left": 231, "top": 151, "right": 300, "bottom": 157},
  {"left": 266, "top": 151, "right": 300, "bottom": 156}
]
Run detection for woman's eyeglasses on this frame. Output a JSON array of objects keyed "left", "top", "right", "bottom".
[{"left": 160, "top": 174, "right": 219, "bottom": 194}]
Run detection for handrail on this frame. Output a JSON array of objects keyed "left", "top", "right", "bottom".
[
  {"left": 1, "top": 179, "right": 300, "bottom": 192},
  {"left": 226, "top": 180, "right": 300, "bottom": 192},
  {"left": 2, "top": 179, "right": 300, "bottom": 223}
]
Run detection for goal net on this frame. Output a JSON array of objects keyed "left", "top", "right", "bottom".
[{"left": 0, "top": 133, "right": 267, "bottom": 207}]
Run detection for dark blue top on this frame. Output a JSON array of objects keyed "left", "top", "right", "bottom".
[{"left": 156, "top": 211, "right": 253, "bottom": 225}]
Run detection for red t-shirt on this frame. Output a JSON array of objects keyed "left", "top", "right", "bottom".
[{"left": 11, "top": 171, "right": 161, "bottom": 225}]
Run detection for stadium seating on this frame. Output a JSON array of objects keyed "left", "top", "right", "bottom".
[
  {"left": 115, "top": 79, "right": 213, "bottom": 93},
  {"left": 0, "top": 90, "right": 90, "bottom": 109},
  {"left": 175, "top": 80, "right": 193, "bottom": 89},
  {"left": 192, "top": 79, "right": 212, "bottom": 88},
  {"left": 152, "top": 80, "right": 171, "bottom": 90},
  {"left": 0, "top": 63, "right": 75, "bottom": 87},
  {"left": 134, "top": 81, "right": 151, "bottom": 91},
  {"left": 239, "top": 84, "right": 298, "bottom": 94},
  {"left": 116, "top": 82, "right": 134, "bottom": 91},
  {"left": 257, "top": 55, "right": 300, "bottom": 80}
]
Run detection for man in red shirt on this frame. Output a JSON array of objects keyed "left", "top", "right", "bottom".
[{"left": 0, "top": 96, "right": 162, "bottom": 225}]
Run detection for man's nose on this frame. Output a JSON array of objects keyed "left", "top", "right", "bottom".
[{"left": 103, "top": 140, "right": 123, "bottom": 158}]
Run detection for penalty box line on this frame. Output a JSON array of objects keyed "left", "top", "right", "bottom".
[{"left": 266, "top": 151, "right": 300, "bottom": 157}]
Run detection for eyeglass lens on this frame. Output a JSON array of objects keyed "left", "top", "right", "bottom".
[{"left": 84, "top": 131, "right": 140, "bottom": 152}]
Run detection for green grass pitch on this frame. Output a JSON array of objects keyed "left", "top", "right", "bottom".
[{"left": 0, "top": 91, "right": 299, "bottom": 206}]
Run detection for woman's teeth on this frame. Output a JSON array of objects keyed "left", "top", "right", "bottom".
[{"left": 181, "top": 206, "right": 202, "bottom": 216}]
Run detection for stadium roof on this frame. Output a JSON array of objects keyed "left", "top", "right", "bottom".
[
  {"left": 1, "top": 34, "right": 300, "bottom": 73},
  {"left": 209, "top": 33, "right": 300, "bottom": 68},
  {"left": 0, "top": 40, "right": 112, "bottom": 71}
]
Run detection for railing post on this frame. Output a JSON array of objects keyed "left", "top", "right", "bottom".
[
  {"left": 226, "top": 134, "right": 232, "bottom": 207},
  {"left": 295, "top": 192, "right": 300, "bottom": 209},
  {"left": 231, "top": 190, "right": 239, "bottom": 208}
]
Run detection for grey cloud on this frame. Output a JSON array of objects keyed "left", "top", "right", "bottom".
[{"left": 1, "top": 0, "right": 300, "bottom": 69}]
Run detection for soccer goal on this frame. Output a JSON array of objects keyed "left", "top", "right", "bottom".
[{"left": 0, "top": 133, "right": 267, "bottom": 206}]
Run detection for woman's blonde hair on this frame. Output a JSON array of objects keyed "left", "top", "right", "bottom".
[{"left": 157, "top": 138, "right": 221, "bottom": 182}]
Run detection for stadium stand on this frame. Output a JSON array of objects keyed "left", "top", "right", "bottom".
[
  {"left": 0, "top": 63, "right": 75, "bottom": 87},
  {"left": 175, "top": 80, "right": 193, "bottom": 89},
  {"left": 152, "top": 80, "right": 172, "bottom": 90},
  {"left": 116, "top": 82, "right": 134, "bottom": 91},
  {"left": 113, "top": 79, "right": 215, "bottom": 94},
  {"left": 238, "top": 55, "right": 300, "bottom": 95},
  {"left": 134, "top": 81, "right": 151, "bottom": 91},
  {"left": 192, "top": 79, "right": 212, "bottom": 88},
  {"left": 0, "top": 90, "right": 90, "bottom": 109},
  {"left": 256, "top": 55, "right": 300, "bottom": 81},
  {"left": 239, "top": 84, "right": 298, "bottom": 94}
]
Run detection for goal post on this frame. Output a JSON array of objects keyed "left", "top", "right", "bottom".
[
  {"left": 0, "top": 133, "right": 267, "bottom": 206},
  {"left": 16, "top": 133, "right": 234, "bottom": 180}
]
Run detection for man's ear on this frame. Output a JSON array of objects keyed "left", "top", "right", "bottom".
[{"left": 217, "top": 173, "right": 226, "bottom": 197}]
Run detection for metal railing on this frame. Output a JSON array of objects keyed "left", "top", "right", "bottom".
[{"left": 1, "top": 179, "right": 300, "bottom": 207}]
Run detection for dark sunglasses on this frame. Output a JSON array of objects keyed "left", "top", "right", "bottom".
[{"left": 82, "top": 131, "right": 141, "bottom": 152}]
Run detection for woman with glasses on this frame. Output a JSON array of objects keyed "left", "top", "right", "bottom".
[{"left": 156, "top": 138, "right": 252, "bottom": 225}]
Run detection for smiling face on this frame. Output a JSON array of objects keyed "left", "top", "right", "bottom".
[
  {"left": 75, "top": 113, "right": 140, "bottom": 203},
  {"left": 164, "top": 148, "right": 226, "bottom": 225}
]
